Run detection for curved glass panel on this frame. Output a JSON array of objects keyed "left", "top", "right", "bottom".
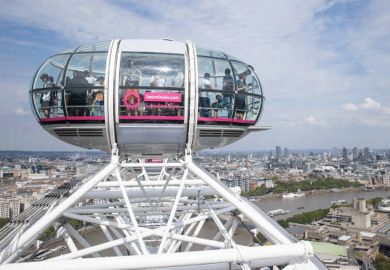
[
  {"left": 64, "top": 53, "right": 107, "bottom": 117},
  {"left": 197, "top": 56, "right": 235, "bottom": 122},
  {"left": 32, "top": 54, "right": 69, "bottom": 119},
  {"left": 33, "top": 54, "right": 69, "bottom": 89},
  {"left": 32, "top": 89, "right": 65, "bottom": 119},
  {"left": 76, "top": 41, "right": 110, "bottom": 52},
  {"left": 118, "top": 52, "right": 185, "bottom": 122},
  {"left": 231, "top": 61, "right": 262, "bottom": 96},
  {"left": 196, "top": 46, "right": 227, "bottom": 59},
  {"left": 244, "top": 95, "right": 262, "bottom": 121}
]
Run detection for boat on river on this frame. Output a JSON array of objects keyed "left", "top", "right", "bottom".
[
  {"left": 282, "top": 192, "right": 305, "bottom": 198},
  {"left": 267, "top": 209, "right": 290, "bottom": 217},
  {"left": 331, "top": 199, "right": 347, "bottom": 205}
]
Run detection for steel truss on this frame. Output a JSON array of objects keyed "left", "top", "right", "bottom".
[{"left": 0, "top": 152, "right": 326, "bottom": 270}]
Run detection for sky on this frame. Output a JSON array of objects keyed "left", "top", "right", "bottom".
[{"left": 0, "top": 0, "right": 389, "bottom": 151}]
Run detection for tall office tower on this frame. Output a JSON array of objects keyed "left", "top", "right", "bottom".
[
  {"left": 342, "top": 147, "right": 349, "bottom": 163},
  {"left": 276, "top": 145, "right": 282, "bottom": 160},
  {"left": 363, "top": 147, "right": 371, "bottom": 162},
  {"left": 352, "top": 147, "right": 359, "bottom": 161},
  {"left": 283, "top": 147, "right": 289, "bottom": 158}
]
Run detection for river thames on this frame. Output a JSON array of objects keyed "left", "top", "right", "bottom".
[{"left": 253, "top": 189, "right": 390, "bottom": 219}]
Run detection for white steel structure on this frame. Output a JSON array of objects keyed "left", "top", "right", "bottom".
[
  {"left": 0, "top": 148, "right": 325, "bottom": 269},
  {"left": 0, "top": 40, "right": 327, "bottom": 269}
]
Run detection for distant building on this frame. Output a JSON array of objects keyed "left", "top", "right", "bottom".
[
  {"left": 0, "top": 198, "right": 21, "bottom": 219},
  {"left": 255, "top": 179, "right": 274, "bottom": 189},
  {"left": 220, "top": 178, "right": 252, "bottom": 193},
  {"left": 327, "top": 199, "right": 373, "bottom": 228},
  {"left": 283, "top": 148, "right": 289, "bottom": 158},
  {"left": 352, "top": 147, "right": 358, "bottom": 161},
  {"left": 276, "top": 146, "right": 282, "bottom": 160},
  {"left": 363, "top": 147, "right": 371, "bottom": 162},
  {"left": 305, "top": 162, "right": 316, "bottom": 172},
  {"left": 342, "top": 147, "right": 349, "bottom": 163}
]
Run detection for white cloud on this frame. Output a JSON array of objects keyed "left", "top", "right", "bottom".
[
  {"left": 304, "top": 115, "right": 317, "bottom": 124},
  {"left": 342, "top": 97, "right": 389, "bottom": 114},
  {"left": 342, "top": 103, "right": 359, "bottom": 111},
  {"left": 361, "top": 97, "right": 381, "bottom": 110},
  {"left": 15, "top": 107, "right": 28, "bottom": 115},
  {"left": 304, "top": 115, "right": 327, "bottom": 126}
]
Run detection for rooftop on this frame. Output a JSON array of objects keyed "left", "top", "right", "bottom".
[{"left": 310, "top": 241, "right": 347, "bottom": 257}]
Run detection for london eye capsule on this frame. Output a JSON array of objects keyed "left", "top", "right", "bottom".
[{"left": 29, "top": 39, "right": 267, "bottom": 156}]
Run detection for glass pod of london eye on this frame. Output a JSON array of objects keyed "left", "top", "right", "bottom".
[
  {"left": 29, "top": 39, "right": 267, "bottom": 155},
  {"left": 0, "top": 39, "right": 326, "bottom": 270}
]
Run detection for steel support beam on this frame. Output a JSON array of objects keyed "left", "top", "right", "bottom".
[{"left": 1, "top": 243, "right": 312, "bottom": 270}]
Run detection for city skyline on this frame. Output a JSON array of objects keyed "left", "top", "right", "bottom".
[{"left": 0, "top": 0, "right": 389, "bottom": 151}]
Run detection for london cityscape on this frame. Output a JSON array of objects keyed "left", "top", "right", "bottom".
[{"left": 0, "top": 146, "right": 389, "bottom": 269}]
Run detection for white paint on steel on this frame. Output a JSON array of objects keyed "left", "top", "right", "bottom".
[
  {"left": 106, "top": 40, "right": 120, "bottom": 150},
  {"left": 0, "top": 159, "right": 118, "bottom": 264},
  {"left": 187, "top": 160, "right": 292, "bottom": 244},
  {"left": 1, "top": 243, "right": 311, "bottom": 270},
  {"left": 0, "top": 155, "right": 325, "bottom": 270},
  {"left": 119, "top": 39, "right": 186, "bottom": 54},
  {"left": 115, "top": 169, "right": 148, "bottom": 254},
  {"left": 185, "top": 41, "right": 198, "bottom": 152}
]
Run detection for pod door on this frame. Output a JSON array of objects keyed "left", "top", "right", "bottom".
[{"left": 115, "top": 50, "right": 188, "bottom": 156}]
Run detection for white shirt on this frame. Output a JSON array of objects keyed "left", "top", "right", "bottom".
[
  {"left": 150, "top": 75, "right": 166, "bottom": 87},
  {"left": 200, "top": 78, "right": 211, "bottom": 98},
  {"left": 175, "top": 72, "right": 184, "bottom": 87},
  {"left": 85, "top": 76, "right": 97, "bottom": 84}
]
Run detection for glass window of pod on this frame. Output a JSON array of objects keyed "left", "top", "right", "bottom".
[
  {"left": 118, "top": 52, "right": 185, "bottom": 119},
  {"left": 230, "top": 61, "right": 263, "bottom": 121},
  {"left": 230, "top": 61, "right": 262, "bottom": 96},
  {"left": 33, "top": 54, "right": 69, "bottom": 89},
  {"left": 197, "top": 54, "right": 235, "bottom": 119},
  {"left": 63, "top": 53, "right": 107, "bottom": 117},
  {"left": 32, "top": 54, "right": 69, "bottom": 118},
  {"left": 65, "top": 53, "right": 107, "bottom": 87},
  {"left": 119, "top": 52, "right": 185, "bottom": 89}
]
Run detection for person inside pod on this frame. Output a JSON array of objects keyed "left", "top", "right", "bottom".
[
  {"left": 66, "top": 70, "right": 89, "bottom": 116},
  {"left": 199, "top": 72, "right": 212, "bottom": 117},
  {"left": 39, "top": 73, "right": 56, "bottom": 118},
  {"left": 235, "top": 73, "right": 247, "bottom": 120},
  {"left": 122, "top": 59, "right": 143, "bottom": 116},
  {"left": 222, "top": 68, "right": 234, "bottom": 118}
]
